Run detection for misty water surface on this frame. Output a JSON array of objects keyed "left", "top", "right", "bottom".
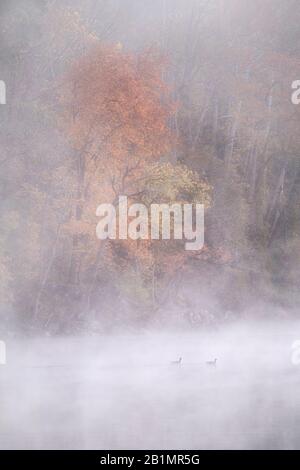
[{"left": 1, "top": 321, "right": 300, "bottom": 450}]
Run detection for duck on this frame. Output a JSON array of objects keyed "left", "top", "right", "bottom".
[
  {"left": 206, "top": 358, "right": 217, "bottom": 367},
  {"left": 171, "top": 357, "right": 182, "bottom": 365}
]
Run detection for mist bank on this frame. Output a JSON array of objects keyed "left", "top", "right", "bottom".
[
  {"left": 1, "top": 301, "right": 299, "bottom": 338},
  {"left": 1, "top": 320, "right": 300, "bottom": 450}
]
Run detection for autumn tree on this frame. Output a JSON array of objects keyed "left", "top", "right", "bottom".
[{"left": 60, "top": 43, "right": 174, "bottom": 312}]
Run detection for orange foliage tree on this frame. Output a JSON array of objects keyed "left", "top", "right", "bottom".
[
  {"left": 61, "top": 43, "right": 212, "bottom": 311},
  {"left": 61, "top": 44, "right": 175, "bottom": 306}
]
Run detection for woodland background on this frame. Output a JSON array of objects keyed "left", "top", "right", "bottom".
[{"left": 1, "top": 0, "right": 300, "bottom": 333}]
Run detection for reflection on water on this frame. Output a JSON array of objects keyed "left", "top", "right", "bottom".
[{"left": 1, "top": 322, "right": 300, "bottom": 449}]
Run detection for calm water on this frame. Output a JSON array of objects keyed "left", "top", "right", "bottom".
[{"left": 1, "top": 322, "right": 300, "bottom": 449}]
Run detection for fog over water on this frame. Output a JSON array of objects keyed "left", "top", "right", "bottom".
[{"left": 1, "top": 321, "right": 300, "bottom": 450}]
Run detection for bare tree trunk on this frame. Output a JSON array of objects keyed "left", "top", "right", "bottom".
[
  {"left": 225, "top": 101, "right": 242, "bottom": 172},
  {"left": 34, "top": 225, "right": 61, "bottom": 321}
]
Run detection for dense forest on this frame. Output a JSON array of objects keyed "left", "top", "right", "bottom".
[{"left": 1, "top": 0, "right": 300, "bottom": 333}]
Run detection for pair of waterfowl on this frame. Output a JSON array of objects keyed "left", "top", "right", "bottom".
[{"left": 171, "top": 357, "right": 217, "bottom": 366}]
